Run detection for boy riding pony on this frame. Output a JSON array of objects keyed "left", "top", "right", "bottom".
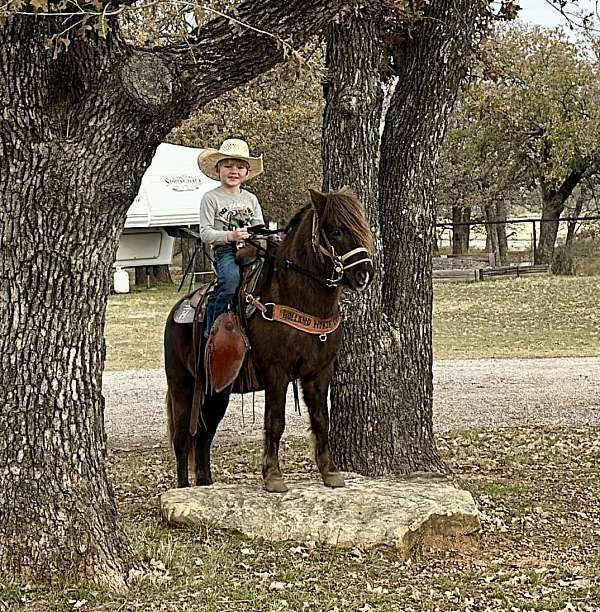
[{"left": 197, "top": 138, "right": 264, "bottom": 338}]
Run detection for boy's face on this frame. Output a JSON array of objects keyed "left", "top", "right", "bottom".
[{"left": 218, "top": 159, "right": 250, "bottom": 188}]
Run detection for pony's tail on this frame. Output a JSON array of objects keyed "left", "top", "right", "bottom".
[
  {"left": 165, "top": 390, "right": 196, "bottom": 476},
  {"left": 166, "top": 391, "right": 174, "bottom": 449}
]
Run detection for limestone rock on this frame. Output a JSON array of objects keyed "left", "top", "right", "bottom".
[{"left": 160, "top": 475, "right": 480, "bottom": 554}]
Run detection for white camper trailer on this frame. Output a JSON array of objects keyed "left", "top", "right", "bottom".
[{"left": 114, "top": 143, "right": 219, "bottom": 270}]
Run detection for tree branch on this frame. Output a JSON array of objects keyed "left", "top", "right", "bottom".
[{"left": 148, "top": 0, "right": 345, "bottom": 125}]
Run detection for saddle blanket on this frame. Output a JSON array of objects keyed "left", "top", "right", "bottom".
[{"left": 173, "top": 299, "right": 195, "bottom": 324}]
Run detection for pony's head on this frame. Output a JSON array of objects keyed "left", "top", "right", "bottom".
[{"left": 308, "top": 187, "right": 374, "bottom": 292}]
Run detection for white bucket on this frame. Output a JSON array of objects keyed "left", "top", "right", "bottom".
[{"left": 113, "top": 267, "right": 130, "bottom": 294}]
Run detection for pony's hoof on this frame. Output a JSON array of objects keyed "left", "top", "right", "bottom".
[
  {"left": 196, "top": 477, "right": 213, "bottom": 486},
  {"left": 264, "top": 478, "right": 289, "bottom": 493},
  {"left": 323, "top": 472, "right": 345, "bottom": 488}
]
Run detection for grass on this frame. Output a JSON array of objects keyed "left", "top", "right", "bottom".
[
  {"left": 433, "top": 276, "right": 600, "bottom": 360},
  {"left": 3, "top": 427, "right": 599, "bottom": 611},
  {"left": 106, "top": 283, "right": 179, "bottom": 370},
  {"left": 6, "top": 275, "right": 600, "bottom": 609},
  {"left": 105, "top": 276, "right": 600, "bottom": 370}
]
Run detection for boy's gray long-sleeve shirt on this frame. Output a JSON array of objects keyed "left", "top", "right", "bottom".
[{"left": 198, "top": 186, "right": 264, "bottom": 248}]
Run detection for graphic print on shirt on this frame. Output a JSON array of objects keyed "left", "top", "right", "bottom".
[{"left": 218, "top": 206, "right": 254, "bottom": 229}]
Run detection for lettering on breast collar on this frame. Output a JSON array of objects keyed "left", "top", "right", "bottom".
[{"left": 281, "top": 309, "right": 311, "bottom": 326}]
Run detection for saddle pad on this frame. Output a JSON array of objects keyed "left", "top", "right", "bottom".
[
  {"left": 173, "top": 299, "right": 195, "bottom": 324},
  {"left": 205, "top": 313, "right": 250, "bottom": 393}
]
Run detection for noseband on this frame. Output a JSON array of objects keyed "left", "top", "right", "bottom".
[{"left": 311, "top": 208, "right": 372, "bottom": 287}]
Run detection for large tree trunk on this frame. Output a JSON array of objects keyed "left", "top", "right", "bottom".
[
  {"left": 325, "top": 1, "right": 486, "bottom": 474},
  {"left": 566, "top": 191, "right": 584, "bottom": 248},
  {"left": 0, "top": 139, "right": 139, "bottom": 588},
  {"left": 484, "top": 203, "right": 500, "bottom": 266},
  {"left": 497, "top": 201, "right": 508, "bottom": 264},
  {"left": 484, "top": 201, "right": 508, "bottom": 266},
  {"left": 134, "top": 264, "right": 173, "bottom": 287},
  {"left": 537, "top": 201, "right": 564, "bottom": 265},
  {"left": 0, "top": 0, "right": 346, "bottom": 586},
  {"left": 322, "top": 12, "right": 398, "bottom": 474}
]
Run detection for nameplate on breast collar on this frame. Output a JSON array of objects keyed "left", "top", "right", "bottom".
[{"left": 272, "top": 304, "right": 340, "bottom": 335}]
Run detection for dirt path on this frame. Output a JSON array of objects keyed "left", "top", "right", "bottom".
[{"left": 103, "top": 357, "right": 600, "bottom": 449}]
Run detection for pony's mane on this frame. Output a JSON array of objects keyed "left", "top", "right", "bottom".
[
  {"left": 283, "top": 188, "right": 372, "bottom": 252},
  {"left": 283, "top": 204, "right": 311, "bottom": 236}
]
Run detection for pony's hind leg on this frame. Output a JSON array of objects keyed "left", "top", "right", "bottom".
[
  {"left": 302, "top": 372, "right": 345, "bottom": 488},
  {"left": 167, "top": 386, "right": 194, "bottom": 488},
  {"left": 263, "top": 373, "right": 289, "bottom": 493},
  {"left": 194, "top": 392, "right": 229, "bottom": 486}
]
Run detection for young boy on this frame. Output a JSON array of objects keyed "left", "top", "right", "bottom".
[{"left": 197, "top": 138, "right": 265, "bottom": 337}]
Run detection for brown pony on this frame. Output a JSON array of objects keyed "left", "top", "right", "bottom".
[{"left": 164, "top": 188, "right": 374, "bottom": 492}]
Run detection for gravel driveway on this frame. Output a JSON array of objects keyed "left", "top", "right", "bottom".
[{"left": 103, "top": 357, "right": 600, "bottom": 449}]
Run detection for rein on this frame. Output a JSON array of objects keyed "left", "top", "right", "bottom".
[
  {"left": 245, "top": 235, "right": 335, "bottom": 288},
  {"left": 247, "top": 212, "right": 372, "bottom": 289}
]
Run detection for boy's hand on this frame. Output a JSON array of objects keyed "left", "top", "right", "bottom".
[{"left": 227, "top": 228, "right": 250, "bottom": 241}]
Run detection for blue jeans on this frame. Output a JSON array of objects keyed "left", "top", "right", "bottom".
[{"left": 205, "top": 246, "right": 240, "bottom": 337}]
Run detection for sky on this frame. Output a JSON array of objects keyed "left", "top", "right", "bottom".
[{"left": 518, "top": 0, "right": 597, "bottom": 28}]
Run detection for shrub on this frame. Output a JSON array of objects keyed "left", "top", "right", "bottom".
[{"left": 551, "top": 246, "right": 578, "bottom": 276}]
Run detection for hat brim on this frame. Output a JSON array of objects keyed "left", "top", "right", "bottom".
[{"left": 197, "top": 149, "right": 264, "bottom": 181}]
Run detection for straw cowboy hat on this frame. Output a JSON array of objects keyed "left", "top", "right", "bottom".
[{"left": 197, "top": 138, "right": 264, "bottom": 180}]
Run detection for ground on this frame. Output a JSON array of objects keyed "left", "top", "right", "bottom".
[
  {"left": 103, "top": 357, "right": 600, "bottom": 447},
  {"left": 88, "top": 356, "right": 600, "bottom": 611}
]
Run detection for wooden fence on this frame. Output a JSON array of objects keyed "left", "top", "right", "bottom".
[{"left": 433, "top": 264, "right": 550, "bottom": 283}]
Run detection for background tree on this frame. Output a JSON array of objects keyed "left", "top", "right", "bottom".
[
  {"left": 0, "top": 0, "right": 346, "bottom": 587},
  {"left": 458, "top": 24, "right": 600, "bottom": 264},
  {"left": 437, "top": 106, "right": 528, "bottom": 262},
  {"left": 170, "top": 55, "right": 324, "bottom": 223}
]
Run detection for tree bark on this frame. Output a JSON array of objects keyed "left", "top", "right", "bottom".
[
  {"left": 377, "top": 0, "right": 486, "bottom": 473},
  {"left": 497, "top": 201, "right": 508, "bottom": 264},
  {"left": 0, "top": 128, "right": 137, "bottom": 589},
  {"left": 0, "top": 0, "right": 347, "bottom": 586},
  {"left": 483, "top": 201, "right": 508, "bottom": 266},
  {"left": 451, "top": 205, "right": 471, "bottom": 254},
  {"left": 324, "top": 0, "right": 487, "bottom": 475},
  {"left": 134, "top": 265, "right": 173, "bottom": 287},
  {"left": 484, "top": 203, "right": 500, "bottom": 266},
  {"left": 322, "top": 11, "right": 398, "bottom": 475}
]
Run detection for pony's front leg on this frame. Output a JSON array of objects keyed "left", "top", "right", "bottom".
[
  {"left": 302, "top": 371, "right": 345, "bottom": 488},
  {"left": 262, "top": 372, "right": 289, "bottom": 493}
]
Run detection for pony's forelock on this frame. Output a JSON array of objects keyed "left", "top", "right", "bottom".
[
  {"left": 283, "top": 189, "right": 373, "bottom": 253},
  {"left": 320, "top": 188, "right": 373, "bottom": 252}
]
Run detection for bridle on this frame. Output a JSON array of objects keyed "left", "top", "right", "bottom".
[
  {"left": 242, "top": 206, "right": 372, "bottom": 289},
  {"left": 309, "top": 207, "right": 373, "bottom": 288},
  {"left": 241, "top": 206, "right": 373, "bottom": 342}
]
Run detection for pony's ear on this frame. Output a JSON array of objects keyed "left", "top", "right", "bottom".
[{"left": 308, "top": 188, "right": 327, "bottom": 215}]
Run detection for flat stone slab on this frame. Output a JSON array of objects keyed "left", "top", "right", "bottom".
[{"left": 160, "top": 475, "right": 480, "bottom": 554}]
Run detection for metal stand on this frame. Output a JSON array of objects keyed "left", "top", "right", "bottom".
[{"left": 178, "top": 244, "right": 201, "bottom": 292}]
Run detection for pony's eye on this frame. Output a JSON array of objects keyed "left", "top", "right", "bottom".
[{"left": 330, "top": 228, "right": 342, "bottom": 239}]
